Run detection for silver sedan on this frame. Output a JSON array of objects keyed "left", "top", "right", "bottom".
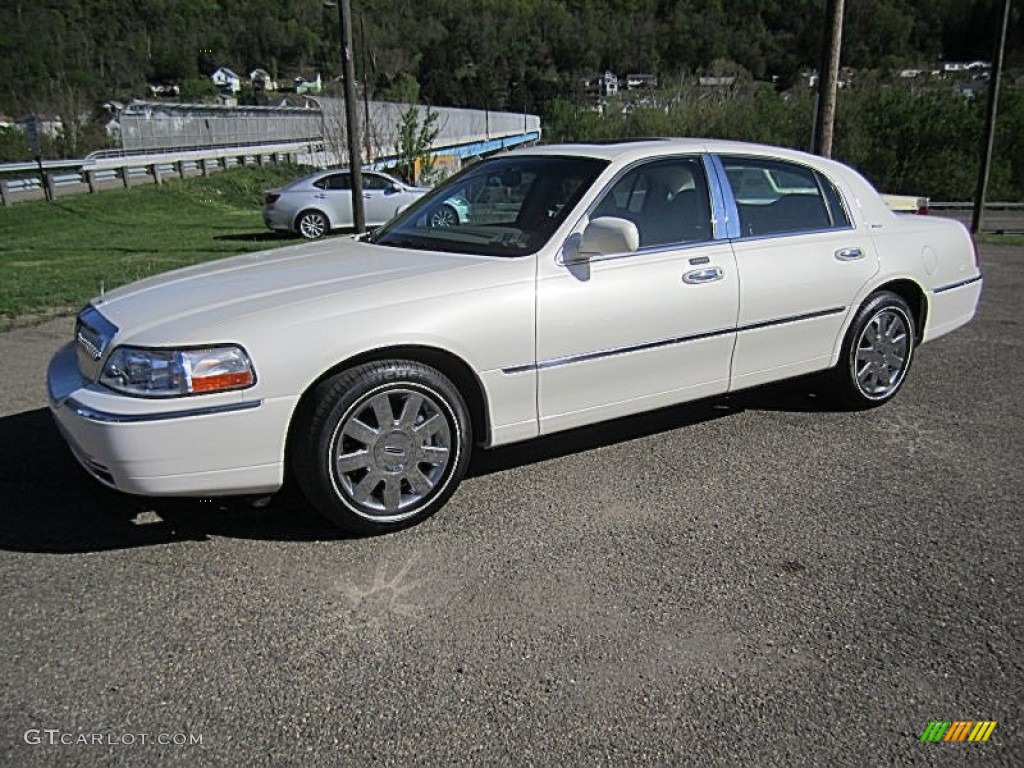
[{"left": 263, "top": 168, "right": 430, "bottom": 238}]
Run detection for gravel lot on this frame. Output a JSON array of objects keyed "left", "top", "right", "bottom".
[{"left": 1, "top": 244, "right": 1021, "bottom": 767}]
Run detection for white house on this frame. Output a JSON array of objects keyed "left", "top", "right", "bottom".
[
  {"left": 250, "top": 68, "right": 277, "bottom": 92},
  {"left": 600, "top": 71, "right": 619, "bottom": 96},
  {"left": 293, "top": 71, "right": 322, "bottom": 95},
  {"left": 698, "top": 76, "right": 736, "bottom": 88},
  {"left": 211, "top": 67, "right": 241, "bottom": 94},
  {"left": 626, "top": 73, "right": 658, "bottom": 90}
]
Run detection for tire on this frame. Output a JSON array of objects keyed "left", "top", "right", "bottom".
[
  {"left": 428, "top": 204, "right": 459, "bottom": 228},
  {"left": 833, "top": 291, "right": 916, "bottom": 409},
  {"left": 296, "top": 210, "right": 329, "bottom": 239},
  {"left": 292, "top": 360, "right": 472, "bottom": 534}
]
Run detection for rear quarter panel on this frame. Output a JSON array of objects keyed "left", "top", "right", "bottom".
[{"left": 865, "top": 214, "right": 981, "bottom": 343}]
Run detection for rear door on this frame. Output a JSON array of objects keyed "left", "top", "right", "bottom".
[
  {"left": 314, "top": 172, "right": 354, "bottom": 228},
  {"left": 717, "top": 155, "right": 879, "bottom": 390}
]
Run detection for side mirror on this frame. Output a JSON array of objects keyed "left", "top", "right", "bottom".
[
  {"left": 568, "top": 216, "right": 640, "bottom": 262},
  {"left": 389, "top": 182, "right": 403, "bottom": 193}
]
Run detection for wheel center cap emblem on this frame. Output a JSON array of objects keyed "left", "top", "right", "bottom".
[{"left": 377, "top": 432, "right": 414, "bottom": 473}]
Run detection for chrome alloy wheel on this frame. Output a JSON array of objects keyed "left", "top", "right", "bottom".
[
  {"left": 853, "top": 306, "right": 911, "bottom": 399},
  {"left": 329, "top": 386, "right": 453, "bottom": 521},
  {"left": 298, "top": 211, "right": 328, "bottom": 239},
  {"left": 429, "top": 204, "right": 458, "bottom": 228}
]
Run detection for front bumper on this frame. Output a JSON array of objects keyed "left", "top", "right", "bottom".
[{"left": 47, "top": 342, "right": 293, "bottom": 497}]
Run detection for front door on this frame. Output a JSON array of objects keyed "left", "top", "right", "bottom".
[
  {"left": 362, "top": 173, "right": 409, "bottom": 225},
  {"left": 536, "top": 156, "right": 739, "bottom": 434}
]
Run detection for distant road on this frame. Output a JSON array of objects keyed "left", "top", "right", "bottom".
[{"left": 932, "top": 205, "right": 1024, "bottom": 234}]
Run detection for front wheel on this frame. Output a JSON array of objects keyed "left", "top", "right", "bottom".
[
  {"left": 428, "top": 204, "right": 459, "bottom": 228},
  {"left": 833, "top": 291, "right": 916, "bottom": 408},
  {"left": 292, "top": 361, "right": 472, "bottom": 534}
]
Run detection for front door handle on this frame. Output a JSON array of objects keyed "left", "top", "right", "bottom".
[
  {"left": 682, "top": 266, "right": 724, "bottom": 284},
  {"left": 835, "top": 247, "right": 864, "bottom": 261}
]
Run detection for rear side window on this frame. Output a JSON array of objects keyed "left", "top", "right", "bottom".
[{"left": 721, "top": 156, "right": 850, "bottom": 237}]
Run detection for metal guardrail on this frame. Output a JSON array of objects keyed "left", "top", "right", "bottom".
[{"left": 0, "top": 141, "right": 319, "bottom": 206}]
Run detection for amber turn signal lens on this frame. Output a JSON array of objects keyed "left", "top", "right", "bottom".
[{"left": 191, "top": 370, "right": 255, "bottom": 392}]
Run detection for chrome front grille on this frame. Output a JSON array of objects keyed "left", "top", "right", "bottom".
[{"left": 74, "top": 306, "right": 118, "bottom": 381}]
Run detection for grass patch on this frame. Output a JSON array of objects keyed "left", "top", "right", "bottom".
[
  {"left": 977, "top": 232, "right": 1024, "bottom": 248},
  {"left": 0, "top": 164, "right": 312, "bottom": 329}
]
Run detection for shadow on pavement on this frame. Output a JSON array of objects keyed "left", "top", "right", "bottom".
[
  {"left": 0, "top": 409, "right": 343, "bottom": 554},
  {"left": 0, "top": 375, "right": 840, "bottom": 554},
  {"left": 470, "top": 373, "right": 839, "bottom": 477}
]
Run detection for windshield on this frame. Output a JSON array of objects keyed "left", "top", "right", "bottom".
[{"left": 371, "top": 155, "right": 608, "bottom": 256}]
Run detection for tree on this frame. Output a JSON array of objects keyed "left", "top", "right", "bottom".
[
  {"left": 394, "top": 105, "right": 440, "bottom": 185},
  {"left": 179, "top": 77, "right": 218, "bottom": 103}
]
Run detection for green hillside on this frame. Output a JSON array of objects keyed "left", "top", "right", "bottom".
[{"left": 2, "top": 1, "right": 1018, "bottom": 119}]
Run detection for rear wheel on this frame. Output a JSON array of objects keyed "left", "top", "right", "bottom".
[
  {"left": 833, "top": 291, "right": 915, "bottom": 408},
  {"left": 297, "top": 210, "right": 329, "bottom": 239},
  {"left": 292, "top": 361, "right": 472, "bottom": 534}
]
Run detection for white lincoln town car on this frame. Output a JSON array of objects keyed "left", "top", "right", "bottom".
[{"left": 48, "top": 139, "right": 982, "bottom": 533}]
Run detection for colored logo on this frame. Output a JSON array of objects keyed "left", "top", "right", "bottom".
[{"left": 920, "top": 721, "right": 997, "bottom": 742}]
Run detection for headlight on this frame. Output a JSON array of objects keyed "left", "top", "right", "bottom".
[{"left": 100, "top": 345, "right": 256, "bottom": 397}]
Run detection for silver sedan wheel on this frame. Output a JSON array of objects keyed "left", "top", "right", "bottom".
[
  {"left": 298, "top": 211, "right": 328, "bottom": 239},
  {"left": 330, "top": 387, "right": 452, "bottom": 521},
  {"left": 429, "top": 204, "right": 458, "bottom": 228},
  {"left": 853, "top": 307, "right": 911, "bottom": 399}
]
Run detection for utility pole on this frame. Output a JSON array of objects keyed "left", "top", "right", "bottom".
[
  {"left": 813, "top": 0, "right": 845, "bottom": 158},
  {"left": 333, "top": 0, "right": 365, "bottom": 232},
  {"left": 360, "top": 12, "right": 373, "bottom": 161},
  {"left": 972, "top": 0, "right": 1012, "bottom": 235}
]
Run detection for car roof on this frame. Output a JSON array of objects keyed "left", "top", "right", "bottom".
[
  {"left": 301, "top": 167, "right": 395, "bottom": 178},
  {"left": 507, "top": 138, "right": 830, "bottom": 166},
  {"left": 286, "top": 167, "right": 395, "bottom": 187}
]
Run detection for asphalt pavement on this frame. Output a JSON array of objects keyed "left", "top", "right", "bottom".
[{"left": 0, "top": 244, "right": 1021, "bottom": 767}]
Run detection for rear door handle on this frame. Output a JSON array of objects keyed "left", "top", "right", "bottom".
[
  {"left": 835, "top": 247, "right": 864, "bottom": 261},
  {"left": 682, "top": 266, "right": 724, "bottom": 284}
]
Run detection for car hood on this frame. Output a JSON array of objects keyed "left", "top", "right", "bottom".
[{"left": 92, "top": 237, "right": 496, "bottom": 344}]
